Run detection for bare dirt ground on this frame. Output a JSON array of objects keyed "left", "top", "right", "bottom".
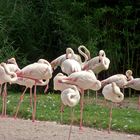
[{"left": 0, "top": 117, "right": 139, "bottom": 140}]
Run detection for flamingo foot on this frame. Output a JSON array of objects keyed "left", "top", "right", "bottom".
[{"left": 79, "top": 127, "right": 84, "bottom": 133}]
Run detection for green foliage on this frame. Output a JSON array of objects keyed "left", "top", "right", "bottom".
[{"left": 0, "top": 0, "right": 139, "bottom": 75}]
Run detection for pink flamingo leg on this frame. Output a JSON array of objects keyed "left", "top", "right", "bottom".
[
  {"left": 1, "top": 83, "right": 7, "bottom": 117},
  {"left": 60, "top": 102, "right": 64, "bottom": 123},
  {"left": 108, "top": 102, "right": 113, "bottom": 134},
  {"left": 30, "top": 88, "right": 33, "bottom": 107},
  {"left": 79, "top": 90, "right": 84, "bottom": 130},
  {"left": 14, "top": 87, "right": 28, "bottom": 118},
  {"left": 1, "top": 88, "right": 5, "bottom": 117},
  {"left": 32, "top": 81, "right": 37, "bottom": 122},
  {"left": 44, "top": 84, "right": 48, "bottom": 93},
  {"left": 68, "top": 108, "right": 74, "bottom": 140},
  {"left": 4, "top": 83, "right": 7, "bottom": 117}
]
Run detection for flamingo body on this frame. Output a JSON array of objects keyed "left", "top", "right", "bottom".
[{"left": 61, "top": 86, "right": 80, "bottom": 107}]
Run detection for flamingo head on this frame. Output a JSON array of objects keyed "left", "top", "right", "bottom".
[{"left": 7, "top": 57, "right": 17, "bottom": 64}]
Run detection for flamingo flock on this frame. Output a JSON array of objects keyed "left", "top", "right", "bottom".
[{"left": 0, "top": 45, "right": 139, "bottom": 136}]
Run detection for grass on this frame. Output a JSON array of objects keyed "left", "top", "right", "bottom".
[{"left": 1, "top": 91, "right": 140, "bottom": 135}]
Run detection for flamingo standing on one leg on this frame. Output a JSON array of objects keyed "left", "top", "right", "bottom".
[
  {"left": 124, "top": 78, "right": 140, "bottom": 110},
  {"left": 16, "top": 59, "right": 53, "bottom": 122},
  {"left": 102, "top": 82, "right": 124, "bottom": 133},
  {"left": 61, "top": 86, "right": 80, "bottom": 140},
  {"left": 59, "top": 70, "right": 101, "bottom": 130}
]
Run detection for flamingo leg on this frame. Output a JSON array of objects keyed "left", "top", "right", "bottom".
[
  {"left": 44, "top": 84, "right": 48, "bottom": 93},
  {"left": 108, "top": 102, "right": 113, "bottom": 134},
  {"left": 95, "top": 74, "right": 98, "bottom": 105},
  {"left": 1, "top": 83, "right": 7, "bottom": 117},
  {"left": 0, "top": 84, "right": 2, "bottom": 96},
  {"left": 1, "top": 89, "right": 5, "bottom": 117},
  {"left": 68, "top": 107, "right": 74, "bottom": 140},
  {"left": 4, "top": 83, "right": 7, "bottom": 117},
  {"left": 14, "top": 87, "right": 28, "bottom": 118},
  {"left": 79, "top": 90, "right": 84, "bottom": 130},
  {"left": 32, "top": 81, "right": 37, "bottom": 122},
  {"left": 60, "top": 102, "right": 64, "bottom": 124},
  {"left": 30, "top": 88, "right": 33, "bottom": 107}
]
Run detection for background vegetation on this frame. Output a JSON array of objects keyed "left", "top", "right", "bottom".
[{"left": 0, "top": 0, "right": 139, "bottom": 78}]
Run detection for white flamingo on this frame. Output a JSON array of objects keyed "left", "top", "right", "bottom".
[{"left": 102, "top": 82, "right": 124, "bottom": 133}]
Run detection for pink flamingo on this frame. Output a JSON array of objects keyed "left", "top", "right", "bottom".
[
  {"left": 59, "top": 70, "right": 101, "bottom": 130},
  {"left": 83, "top": 50, "right": 110, "bottom": 74},
  {"left": 124, "top": 78, "right": 140, "bottom": 110},
  {"left": 61, "top": 86, "right": 80, "bottom": 140},
  {"left": 16, "top": 59, "right": 52, "bottom": 121},
  {"left": 101, "top": 70, "right": 133, "bottom": 92},
  {"left": 0, "top": 62, "right": 18, "bottom": 117},
  {"left": 51, "top": 48, "right": 81, "bottom": 69},
  {"left": 0, "top": 58, "right": 20, "bottom": 116},
  {"left": 83, "top": 50, "right": 110, "bottom": 103},
  {"left": 51, "top": 46, "right": 90, "bottom": 70},
  {"left": 6, "top": 57, "right": 20, "bottom": 72},
  {"left": 60, "top": 45, "right": 90, "bottom": 75},
  {"left": 102, "top": 82, "right": 124, "bottom": 133}
]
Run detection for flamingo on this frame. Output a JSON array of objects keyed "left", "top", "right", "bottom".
[
  {"left": 83, "top": 50, "right": 110, "bottom": 103},
  {"left": 59, "top": 70, "right": 101, "bottom": 130},
  {"left": 6, "top": 57, "right": 20, "bottom": 72},
  {"left": 61, "top": 86, "right": 80, "bottom": 108},
  {"left": 83, "top": 50, "right": 110, "bottom": 74},
  {"left": 51, "top": 48, "right": 81, "bottom": 69},
  {"left": 102, "top": 82, "right": 124, "bottom": 133},
  {"left": 124, "top": 78, "right": 140, "bottom": 110},
  {"left": 0, "top": 62, "right": 18, "bottom": 117},
  {"left": 0, "top": 58, "right": 20, "bottom": 116},
  {"left": 51, "top": 45, "right": 90, "bottom": 70},
  {"left": 101, "top": 70, "right": 133, "bottom": 91},
  {"left": 60, "top": 45, "right": 90, "bottom": 75},
  {"left": 16, "top": 59, "right": 53, "bottom": 121},
  {"left": 61, "top": 86, "right": 80, "bottom": 140}
]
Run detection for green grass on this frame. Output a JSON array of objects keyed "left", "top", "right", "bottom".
[{"left": 1, "top": 92, "right": 140, "bottom": 134}]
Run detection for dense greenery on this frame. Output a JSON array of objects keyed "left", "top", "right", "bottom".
[
  {"left": 3, "top": 92, "right": 140, "bottom": 134},
  {"left": 0, "top": 0, "right": 139, "bottom": 75}
]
